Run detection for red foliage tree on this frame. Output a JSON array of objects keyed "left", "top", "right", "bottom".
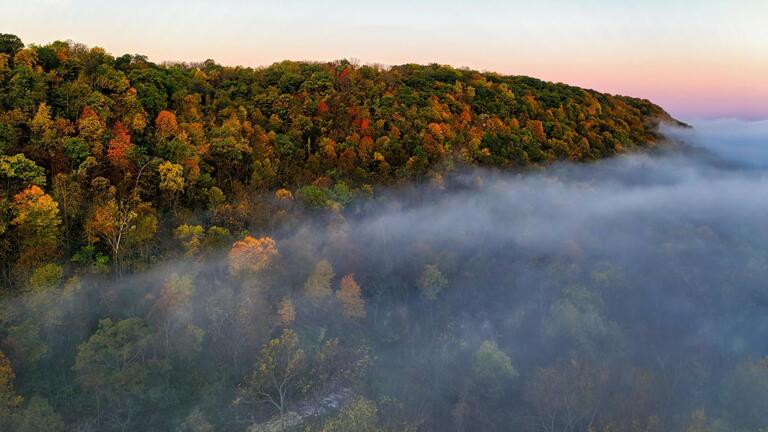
[{"left": 107, "top": 122, "right": 132, "bottom": 170}]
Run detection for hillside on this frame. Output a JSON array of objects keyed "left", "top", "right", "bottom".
[
  {"left": 0, "top": 35, "right": 684, "bottom": 283},
  {"left": 0, "top": 35, "right": 679, "bottom": 190}
]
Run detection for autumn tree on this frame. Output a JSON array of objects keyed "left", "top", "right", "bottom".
[
  {"left": 155, "top": 110, "right": 179, "bottom": 142},
  {"left": 107, "top": 121, "right": 132, "bottom": 170},
  {"left": 10, "top": 185, "right": 61, "bottom": 275},
  {"left": 526, "top": 119, "right": 547, "bottom": 143},
  {"left": 77, "top": 107, "right": 105, "bottom": 155},
  {"left": 336, "top": 274, "right": 366, "bottom": 319},
  {"left": 158, "top": 160, "right": 185, "bottom": 203},
  {"left": 121, "top": 201, "right": 158, "bottom": 268},
  {"left": 11, "top": 185, "right": 61, "bottom": 249},
  {"left": 228, "top": 235, "right": 278, "bottom": 275},
  {"left": 85, "top": 197, "right": 139, "bottom": 274},
  {"left": 29, "top": 102, "right": 57, "bottom": 162},
  {"left": 278, "top": 297, "right": 296, "bottom": 327},
  {"left": 0, "top": 350, "right": 22, "bottom": 428},
  {"left": 304, "top": 259, "right": 334, "bottom": 304},
  {"left": 175, "top": 224, "right": 205, "bottom": 256}
]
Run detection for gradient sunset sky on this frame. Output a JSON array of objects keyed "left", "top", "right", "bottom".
[{"left": 3, "top": 0, "right": 766, "bottom": 120}]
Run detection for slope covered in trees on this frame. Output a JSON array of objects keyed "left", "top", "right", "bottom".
[
  {"left": 0, "top": 34, "right": 683, "bottom": 288},
  {"left": 0, "top": 34, "right": 681, "bottom": 281},
  {"left": 9, "top": 34, "right": 768, "bottom": 432}
]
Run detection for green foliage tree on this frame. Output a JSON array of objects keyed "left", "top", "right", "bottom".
[
  {"left": 13, "top": 396, "right": 65, "bottom": 432},
  {"left": 0, "top": 34, "right": 23, "bottom": 56},
  {"left": 238, "top": 329, "right": 305, "bottom": 431},
  {"left": 74, "top": 318, "right": 168, "bottom": 429},
  {"left": 419, "top": 264, "right": 447, "bottom": 301}
]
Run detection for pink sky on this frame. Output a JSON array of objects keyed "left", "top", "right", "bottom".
[{"left": 2, "top": 0, "right": 766, "bottom": 120}]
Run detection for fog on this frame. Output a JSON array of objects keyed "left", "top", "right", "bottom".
[
  {"left": 261, "top": 119, "right": 768, "bottom": 430},
  {"left": 6, "top": 120, "right": 768, "bottom": 431}
]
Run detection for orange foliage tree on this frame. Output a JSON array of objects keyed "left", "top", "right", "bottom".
[
  {"left": 228, "top": 235, "right": 278, "bottom": 275},
  {"left": 155, "top": 110, "right": 179, "bottom": 142},
  {"left": 336, "top": 274, "right": 366, "bottom": 319}
]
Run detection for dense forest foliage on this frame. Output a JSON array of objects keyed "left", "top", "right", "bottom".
[{"left": 2, "top": 33, "right": 766, "bottom": 432}]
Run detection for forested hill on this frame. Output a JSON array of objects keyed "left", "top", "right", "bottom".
[
  {"left": 0, "top": 33, "right": 683, "bottom": 285},
  {"left": 0, "top": 34, "right": 680, "bottom": 189},
  {"left": 0, "top": 33, "right": 682, "bottom": 284}
]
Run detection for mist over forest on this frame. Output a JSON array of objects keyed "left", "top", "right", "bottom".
[
  {"left": 3, "top": 119, "right": 768, "bottom": 431},
  {"left": 0, "top": 33, "right": 766, "bottom": 432}
]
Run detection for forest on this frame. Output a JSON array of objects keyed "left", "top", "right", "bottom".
[{"left": 1, "top": 33, "right": 767, "bottom": 432}]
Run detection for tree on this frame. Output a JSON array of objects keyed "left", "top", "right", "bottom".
[
  {"left": 0, "top": 350, "right": 22, "bottom": 428},
  {"left": 77, "top": 107, "right": 105, "bottom": 155},
  {"left": 11, "top": 185, "right": 62, "bottom": 258},
  {"left": 238, "top": 329, "right": 305, "bottom": 431},
  {"left": 155, "top": 110, "right": 179, "bottom": 142},
  {"left": 175, "top": 224, "right": 205, "bottom": 256},
  {"left": 228, "top": 235, "right": 278, "bottom": 275},
  {"left": 208, "top": 186, "right": 226, "bottom": 210},
  {"left": 158, "top": 160, "right": 185, "bottom": 196},
  {"left": 278, "top": 297, "right": 296, "bottom": 327},
  {"left": 0, "top": 153, "right": 46, "bottom": 196},
  {"left": 526, "top": 119, "right": 547, "bottom": 143},
  {"left": 107, "top": 121, "right": 132, "bottom": 170},
  {"left": 148, "top": 273, "right": 203, "bottom": 357},
  {"left": 304, "top": 259, "right": 334, "bottom": 303},
  {"left": 52, "top": 173, "right": 84, "bottom": 238},
  {"left": 525, "top": 358, "right": 606, "bottom": 432},
  {"left": 74, "top": 318, "right": 167, "bottom": 429},
  {"left": 84, "top": 198, "right": 138, "bottom": 274},
  {"left": 321, "top": 397, "right": 382, "bottom": 432},
  {"left": 419, "top": 264, "right": 447, "bottom": 301},
  {"left": 176, "top": 407, "right": 214, "bottom": 432},
  {"left": 13, "top": 396, "right": 65, "bottom": 432},
  {"left": 29, "top": 102, "right": 57, "bottom": 161},
  {"left": 472, "top": 341, "right": 517, "bottom": 392},
  {"left": 336, "top": 274, "right": 366, "bottom": 319},
  {"left": 0, "top": 34, "right": 23, "bottom": 56},
  {"left": 121, "top": 201, "right": 158, "bottom": 266}
]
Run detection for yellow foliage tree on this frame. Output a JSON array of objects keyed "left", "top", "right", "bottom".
[
  {"left": 304, "top": 259, "right": 334, "bottom": 303},
  {"left": 277, "top": 297, "right": 295, "bottom": 327},
  {"left": 158, "top": 161, "right": 184, "bottom": 194},
  {"left": 11, "top": 185, "right": 61, "bottom": 249}
]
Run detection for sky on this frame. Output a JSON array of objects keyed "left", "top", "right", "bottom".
[{"left": 2, "top": 0, "right": 767, "bottom": 121}]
